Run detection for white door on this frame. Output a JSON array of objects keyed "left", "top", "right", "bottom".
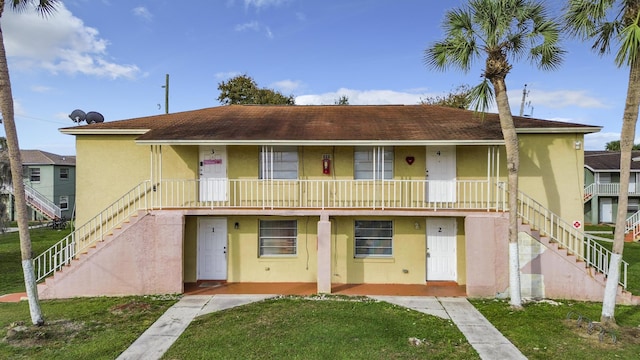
[
  {"left": 197, "top": 217, "right": 228, "bottom": 280},
  {"left": 629, "top": 174, "right": 637, "bottom": 193},
  {"left": 426, "top": 146, "right": 456, "bottom": 202},
  {"left": 426, "top": 218, "right": 457, "bottom": 281},
  {"left": 199, "top": 145, "right": 228, "bottom": 201},
  {"left": 600, "top": 198, "right": 613, "bottom": 223}
]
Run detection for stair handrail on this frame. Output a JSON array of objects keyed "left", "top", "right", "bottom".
[
  {"left": 33, "top": 180, "right": 153, "bottom": 282},
  {"left": 625, "top": 210, "right": 640, "bottom": 240},
  {"left": 583, "top": 183, "right": 595, "bottom": 202},
  {"left": 507, "top": 182, "right": 628, "bottom": 288},
  {"left": 2, "top": 183, "right": 62, "bottom": 219}
]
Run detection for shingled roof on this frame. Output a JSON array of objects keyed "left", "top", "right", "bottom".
[
  {"left": 585, "top": 150, "right": 640, "bottom": 171},
  {"left": 21, "top": 150, "right": 76, "bottom": 166},
  {"left": 60, "top": 105, "right": 600, "bottom": 144}
]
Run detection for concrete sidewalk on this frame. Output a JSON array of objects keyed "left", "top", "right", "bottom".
[{"left": 117, "top": 295, "right": 526, "bottom": 360}]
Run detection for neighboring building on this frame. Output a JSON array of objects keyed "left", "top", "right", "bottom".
[
  {"left": 583, "top": 150, "right": 640, "bottom": 224},
  {"left": 3, "top": 150, "right": 76, "bottom": 221},
  {"left": 34, "top": 105, "right": 637, "bottom": 304}
]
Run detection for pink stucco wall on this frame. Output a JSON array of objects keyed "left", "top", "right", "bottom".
[
  {"left": 38, "top": 211, "right": 184, "bottom": 299},
  {"left": 464, "top": 214, "right": 510, "bottom": 297}
]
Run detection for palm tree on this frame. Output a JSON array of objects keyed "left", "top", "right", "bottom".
[
  {"left": 0, "top": 0, "right": 59, "bottom": 325},
  {"left": 425, "top": 0, "right": 564, "bottom": 309},
  {"left": 565, "top": 0, "right": 640, "bottom": 326}
]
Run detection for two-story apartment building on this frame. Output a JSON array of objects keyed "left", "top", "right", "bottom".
[
  {"left": 3, "top": 150, "right": 76, "bottom": 222},
  {"left": 584, "top": 150, "right": 640, "bottom": 224},
  {"left": 35, "top": 105, "right": 636, "bottom": 303}
]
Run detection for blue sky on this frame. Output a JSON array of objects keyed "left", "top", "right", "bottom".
[{"left": 1, "top": 0, "right": 633, "bottom": 155}]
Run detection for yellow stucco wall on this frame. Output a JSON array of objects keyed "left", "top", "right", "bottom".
[
  {"left": 75, "top": 135, "right": 150, "bottom": 226},
  {"left": 183, "top": 215, "right": 466, "bottom": 285},
  {"left": 518, "top": 133, "right": 585, "bottom": 225}
]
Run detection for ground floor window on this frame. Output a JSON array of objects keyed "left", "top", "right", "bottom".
[
  {"left": 259, "top": 220, "right": 297, "bottom": 256},
  {"left": 354, "top": 220, "right": 393, "bottom": 257}
]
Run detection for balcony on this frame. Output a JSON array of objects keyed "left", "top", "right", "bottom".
[
  {"left": 584, "top": 183, "right": 640, "bottom": 201},
  {"left": 148, "top": 178, "right": 505, "bottom": 211}
]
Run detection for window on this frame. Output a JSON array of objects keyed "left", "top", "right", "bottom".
[
  {"left": 260, "top": 146, "right": 298, "bottom": 179},
  {"left": 259, "top": 220, "right": 297, "bottom": 256},
  {"left": 29, "top": 168, "right": 41, "bottom": 182},
  {"left": 60, "top": 168, "right": 69, "bottom": 180},
  {"left": 354, "top": 147, "right": 393, "bottom": 180},
  {"left": 354, "top": 220, "right": 393, "bottom": 257},
  {"left": 59, "top": 196, "right": 69, "bottom": 210}
]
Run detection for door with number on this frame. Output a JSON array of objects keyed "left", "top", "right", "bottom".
[
  {"left": 426, "top": 217, "right": 457, "bottom": 281},
  {"left": 426, "top": 146, "right": 456, "bottom": 202},
  {"left": 197, "top": 217, "right": 228, "bottom": 280},
  {"left": 199, "top": 145, "right": 228, "bottom": 202}
]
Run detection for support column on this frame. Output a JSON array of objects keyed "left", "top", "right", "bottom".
[{"left": 317, "top": 212, "right": 332, "bottom": 294}]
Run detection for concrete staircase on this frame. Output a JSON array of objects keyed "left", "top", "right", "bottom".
[{"left": 518, "top": 220, "right": 640, "bottom": 305}]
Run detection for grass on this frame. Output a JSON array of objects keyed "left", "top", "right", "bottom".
[
  {"left": 162, "top": 296, "right": 478, "bottom": 360},
  {"left": 472, "top": 299, "right": 640, "bottom": 360},
  {"left": 0, "top": 227, "right": 72, "bottom": 295},
  {"left": 0, "top": 295, "right": 178, "bottom": 359}
]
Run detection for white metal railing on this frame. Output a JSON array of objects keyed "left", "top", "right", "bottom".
[
  {"left": 37, "top": 178, "right": 628, "bottom": 290},
  {"left": 153, "top": 179, "right": 506, "bottom": 211},
  {"left": 514, "top": 184, "right": 628, "bottom": 288},
  {"left": 2, "top": 183, "right": 62, "bottom": 219},
  {"left": 33, "top": 181, "right": 152, "bottom": 282},
  {"left": 626, "top": 210, "right": 640, "bottom": 240},
  {"left": 585, "top": 182, "right": 640, "bottom": 197},
  {"left": 583, "top": 183, "right": 595, "bottom": 202}
]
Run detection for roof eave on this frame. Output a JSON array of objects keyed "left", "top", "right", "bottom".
[
  {"left": 135, "top": 139, "right": 506, "bottom": 146},
  {"left": 516, "top": 127, "right": 602, "bottom": 134},
  {"left": 59, "top": 128, "right": 150, "bottom": 135}
]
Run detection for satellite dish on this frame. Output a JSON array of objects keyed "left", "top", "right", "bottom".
[
  {"left": 69, "top": 109, "right": 86, "bottom": 123},
  {"left": 85, "top": 111, "right": 104, "bottom": 124}
]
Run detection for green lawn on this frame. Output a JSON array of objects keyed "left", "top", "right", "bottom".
[{"left": 1, "top": 227, "right": 640, "bottom": 359}]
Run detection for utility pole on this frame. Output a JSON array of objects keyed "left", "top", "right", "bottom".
[
  {"left": 519, "top": 84, "right": 529, "bottom": 117},
  {"left": 162, "top": 74, "right": 169, "bottom": 114}
]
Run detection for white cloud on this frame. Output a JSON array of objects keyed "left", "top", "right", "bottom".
[
  {"left": 243, "top": 0, "right": 289, "bottom": 9},
  {"left": 31, "top": 85, "right": 53, "bottom": 93},
  {"left": 296, "top": 88, "right": 425, "bottom": 105},
  {"left": 265, "top": 26, "right": 274, "bottom": 39},
  {"left": 272, "top": 79, "right": 302, "bottom": 93},
  {"left": 215, "top": 71, "right": 242, "bottom": 80},
  {"left": 3, "top": 3, "right": 140, "bottom": 79},
  {"left": 132, "top": 6, "right": 153, "bottom": 21},
  {"left": 584, "top": 132, "right": 621, "bottom": 151},
  {"left": 509, "top": 88, "right": 607, "bottom": 109},
  {"left": 235, "top": 21, "right": 260, "bottom": 32}
]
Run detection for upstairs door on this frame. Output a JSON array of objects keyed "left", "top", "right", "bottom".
[
  {"left": 426, "top": 217, "right": 457, "bottom": 281},
  {"left": 199, "top": 145, "right": 228, "bottom": 202},
  {"left": 426, "top": 146, "right": 456, "bottom": 202},
  {"left": 198, "top": 217, "right": 228, "bottom": 280}
]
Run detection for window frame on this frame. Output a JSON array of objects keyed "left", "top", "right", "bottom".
[
  {"left": 354, "top": 220, "right": 393, "bottom": 258},
  {"left": 354, "top": 146, "right": 393, "bottom": 180},
  {"left": 29, "top": 167, "right": 41, "bottom": 182},
  {"left": 259, "top": 219, "right": 298, "bottom": 257},
  {"left": 260, "top": 146, "right": 299, "bottom": 180},
  {"left": 59, "top": 195, "right": 69, "bottom": 210},
  {"left": 59, "top": 167, "right": 69, "bottom": 180}
]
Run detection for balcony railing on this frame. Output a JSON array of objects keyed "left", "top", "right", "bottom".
[
  {"left": 151, "top": 179, "right": 506, "bottom": 211},
  {"left": 584, "top": 182, "right": 640, "bottom": 198}
]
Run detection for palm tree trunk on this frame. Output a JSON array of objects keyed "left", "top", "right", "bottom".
[
  {"left": 492, "top": 78, "right": 522, "bottom": 309},
  {"left": 0, "top": 5, "right": 44, "bottom": 325},
  {"left": 601, "top": 51, "right": 640, "bottom": 325}
]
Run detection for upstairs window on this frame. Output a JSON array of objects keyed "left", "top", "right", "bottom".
[
  {"left": 259, "top": 220, "right": 297, "bottom": 256},
  {"left": 29, "top": 168, "right": 41, "bottom": 182},
  {"left": 260, "top": 146, "right": 298, "bottom": 180},
  {"left": 60, "top": 168, "right": 69, "bottom": 180},
  {"left": 354, "top": 220, "right": 393, "bottom": 257},
  {"left": 354, "top": 147, "right": 393, "bottom": 180}
]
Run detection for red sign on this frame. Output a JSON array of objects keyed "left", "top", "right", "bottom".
[
  {"left": 203, "top": 159, "right": 222, "bottom": 165},
  {"left": 572, "top": 220, "right": 581, "bottom": 229}
]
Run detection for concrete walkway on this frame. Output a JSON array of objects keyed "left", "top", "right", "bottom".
[{"left": 117, "top": 295, "right": 526, "bottom": 360}]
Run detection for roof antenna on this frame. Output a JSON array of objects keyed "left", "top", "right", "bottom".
[{"left": 519, "top": 84, "right": 529, "bottom": 117}]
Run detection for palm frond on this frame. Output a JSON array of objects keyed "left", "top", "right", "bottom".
[
  {"left": 468, "top": 79, "right": 495, "bottom": 117},
  {"left": 11, "top": 0, "right": 59, "bottom": 17}
]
